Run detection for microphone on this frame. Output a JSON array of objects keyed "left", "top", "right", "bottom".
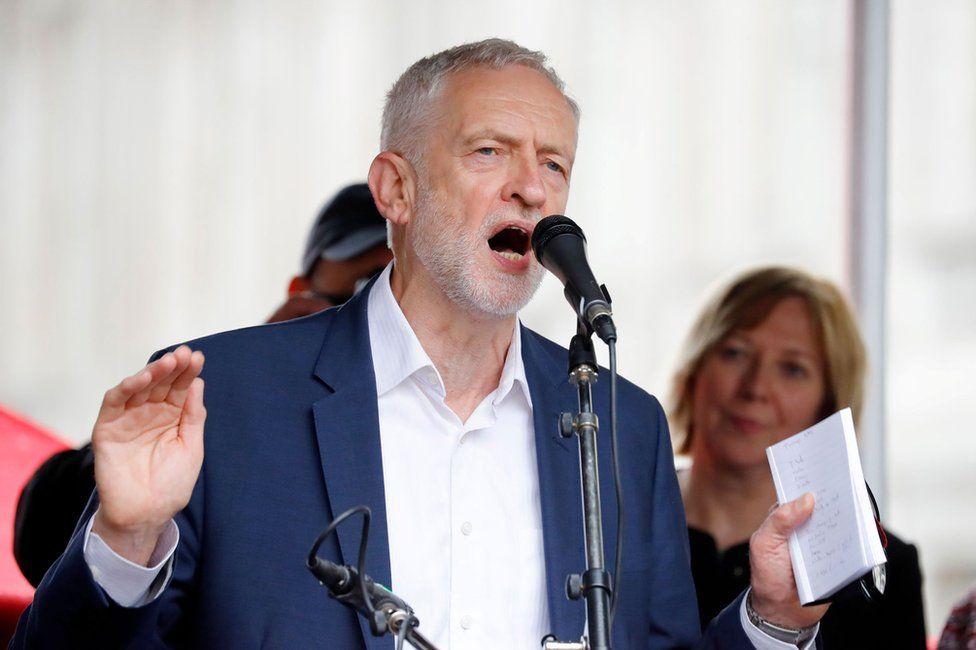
[
  {"left": 531, "top": 215, "right": 617, "bottom": 343},
  {"left": 307, "top": 557, "right": 413, "bottom": 633}
]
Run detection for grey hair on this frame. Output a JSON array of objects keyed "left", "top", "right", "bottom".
[{"left": 381, "top": 38, "right": 581, "bottom": 165}]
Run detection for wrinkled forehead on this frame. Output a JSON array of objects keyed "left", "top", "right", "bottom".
[{"left": 429, "top": 65, "right": 579, "bottom": 152}]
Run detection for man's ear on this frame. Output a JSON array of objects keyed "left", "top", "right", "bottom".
[{"left": 368, "top": 152, "right": 416, "bottom": 227}]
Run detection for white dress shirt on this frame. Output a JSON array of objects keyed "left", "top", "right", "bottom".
[
  {"left": 368, "top": 264, "right": 548, "bottom": 649},
  {"left": 84, "top": 264, "right": 814, "bottom": 649}
]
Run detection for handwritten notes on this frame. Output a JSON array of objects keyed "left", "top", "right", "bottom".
[{"left": 766, "top": 408, "right": 887, "bottom": 604}]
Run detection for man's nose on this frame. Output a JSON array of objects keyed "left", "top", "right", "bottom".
[{"left": 502, "top": 156, "right": 547, "bottom": 209}]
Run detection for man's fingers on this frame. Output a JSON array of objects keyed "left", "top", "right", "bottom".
[
  {"left": 127, "top": 351, "right": 180, "bottom": 407},
  {"left": 100, "top": 347, "right": 199, "bottom": 418},
  {"left": 164, "top": 351, "right": 205, "bottom": 408},
  {"left": 101, "top": 368, "right": 154, "bottom": 411},
  {"left": 145, "top": 347, "right": 201, "bottom": 404},
  {"left": 171, "top": 350, "right": 205, "bottom": 392},
  {"left": 145, "top": 354, "right": 192, "bottom": 403},
  {"left": 766, "top": 493, "right": 815, "bottom": 539},
  {"left": 180, "top": 377, "right": 207, "bottom": 446},
  {"left": 105, "top": 348, "right": 182, "bottom": 410},
  {"left": 128, "top": 346, "right": 195, "bottom": 407}
]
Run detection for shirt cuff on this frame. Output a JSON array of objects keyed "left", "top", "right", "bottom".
[
  {"left": 740, "top": 595, "right": 819, "bottom": 650},
  {"left": 82, "top": 511, "right": 179, "bottom": 608}
]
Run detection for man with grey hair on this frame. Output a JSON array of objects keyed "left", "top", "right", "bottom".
[{"left": 14, "top": 39, "right": 825, "bottom": 649}]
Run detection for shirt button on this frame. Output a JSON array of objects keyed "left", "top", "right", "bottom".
[
  {"left": 425, "top": 369, "right": 437, "bottom": 385},
  {"left": 461, "top": 521, "right": 473, "bottom": 536},
  {"left": 460, "top": 615, "right": 473, "bottom": 630}
]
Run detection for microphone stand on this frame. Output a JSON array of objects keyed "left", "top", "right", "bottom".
[
  {"left": 544, "top": 323, "right": 613, "bottom": 650},
  {"left": 387, "top": 611, "right": 440, "bottom": 650}
]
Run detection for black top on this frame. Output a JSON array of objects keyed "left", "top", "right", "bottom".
[
  {"left": 688, "top": 526, "right": 927, "bottom": 648},
  {"left": 14, "top": 443, "right": 94, "bottom": 587}
]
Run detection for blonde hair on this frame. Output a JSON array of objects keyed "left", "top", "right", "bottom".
[{"left": 669, "top": 266, "right": 867, "bottom": 455}]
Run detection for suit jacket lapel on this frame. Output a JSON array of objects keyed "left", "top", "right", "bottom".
[
  {"left": 311, "top": 288, "right": 392, "bottom": 650},
  {"left": 522, "top": 326, "right": 588, "bottom": 641},
  {"left": 308, "top": 301, "right": 589, "bottom": 646}
]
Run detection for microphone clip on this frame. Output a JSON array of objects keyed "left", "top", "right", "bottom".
[
  {"left": 565, "top": 283, "right": 616, "bottom": 344},
  {"left": 307, "top": 506, "right": 440, "bottom": 649}
]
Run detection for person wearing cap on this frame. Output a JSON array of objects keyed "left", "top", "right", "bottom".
[
  {"left": 267, "top": 183, "right": 392, "bottom": 323},
  {"left": 12, "top": 183, "right": 391, "bottom": 588}
]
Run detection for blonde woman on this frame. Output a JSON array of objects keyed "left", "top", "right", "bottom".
[{"left": 670, "top": 266, "right": 925, "bottom": 648}]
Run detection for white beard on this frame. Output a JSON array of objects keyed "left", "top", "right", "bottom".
[{"left": 409, "top": 186, "right": 545, "bottom": 318}]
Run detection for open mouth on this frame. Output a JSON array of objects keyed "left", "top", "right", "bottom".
[{"left": 487, "top": 225, "right": 530, "bottom": 261}]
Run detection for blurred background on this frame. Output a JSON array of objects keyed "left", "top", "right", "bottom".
[{"left": 1, "top": 0, "right": 973, "bottom": 634}]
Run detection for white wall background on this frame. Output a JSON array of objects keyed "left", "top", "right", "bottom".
[
  {"left": 0, "top": 0, "right": 971, "bottom": 635},
  {"left": 888, "top": 0, "right": 976, "bottom": 632}
]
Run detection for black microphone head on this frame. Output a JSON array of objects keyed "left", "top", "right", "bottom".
[
  {"left": 531, "top": 215, "right": 586, "bottom": 266},
  {"left": 531, "top": 214, "right": 618, "bottom": 343},
  {"left": 307, "top": 557, "right": 352, "bottom": 592}
]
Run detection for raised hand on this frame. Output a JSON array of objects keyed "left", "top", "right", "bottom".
[
  {"left": 748, "top": 493, "right": 830, "bottom": 630},
  {"left": 90, "top": 345, "right": 206, "bottom": 566}
]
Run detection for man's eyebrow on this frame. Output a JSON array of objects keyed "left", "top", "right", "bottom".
[
  {"left": 538, "top": 143, "right": 574, "bottom": 164},
  {"left": 461, "top": 129, "right": 518, "bottom": 147},
  {"left": 462, "top": 129, "right": 574, "bottom": 162}
]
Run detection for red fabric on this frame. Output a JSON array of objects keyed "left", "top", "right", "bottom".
[{"left": 0, "top": 404, "right": 69, "bottom": 643}]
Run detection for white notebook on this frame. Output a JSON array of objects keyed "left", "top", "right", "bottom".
[{"left": 765, "top": 408, "right": 887, "bottom": 604}]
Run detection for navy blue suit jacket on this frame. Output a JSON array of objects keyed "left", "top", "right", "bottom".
[{"left": 13, "top": 285, "right": 750, "bottom": 649}]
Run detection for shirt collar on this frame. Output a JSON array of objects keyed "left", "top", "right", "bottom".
[{"left": 367, "top": 263, "right": 532, "bottom": 409}]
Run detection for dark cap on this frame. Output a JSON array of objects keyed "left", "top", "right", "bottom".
[{"left": 301, "top": 183, "right": 388, "bottom": 276}]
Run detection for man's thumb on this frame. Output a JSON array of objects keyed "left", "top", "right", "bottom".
[{"left": 769, "top": 492, "right": 815, "bottom": 538}]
